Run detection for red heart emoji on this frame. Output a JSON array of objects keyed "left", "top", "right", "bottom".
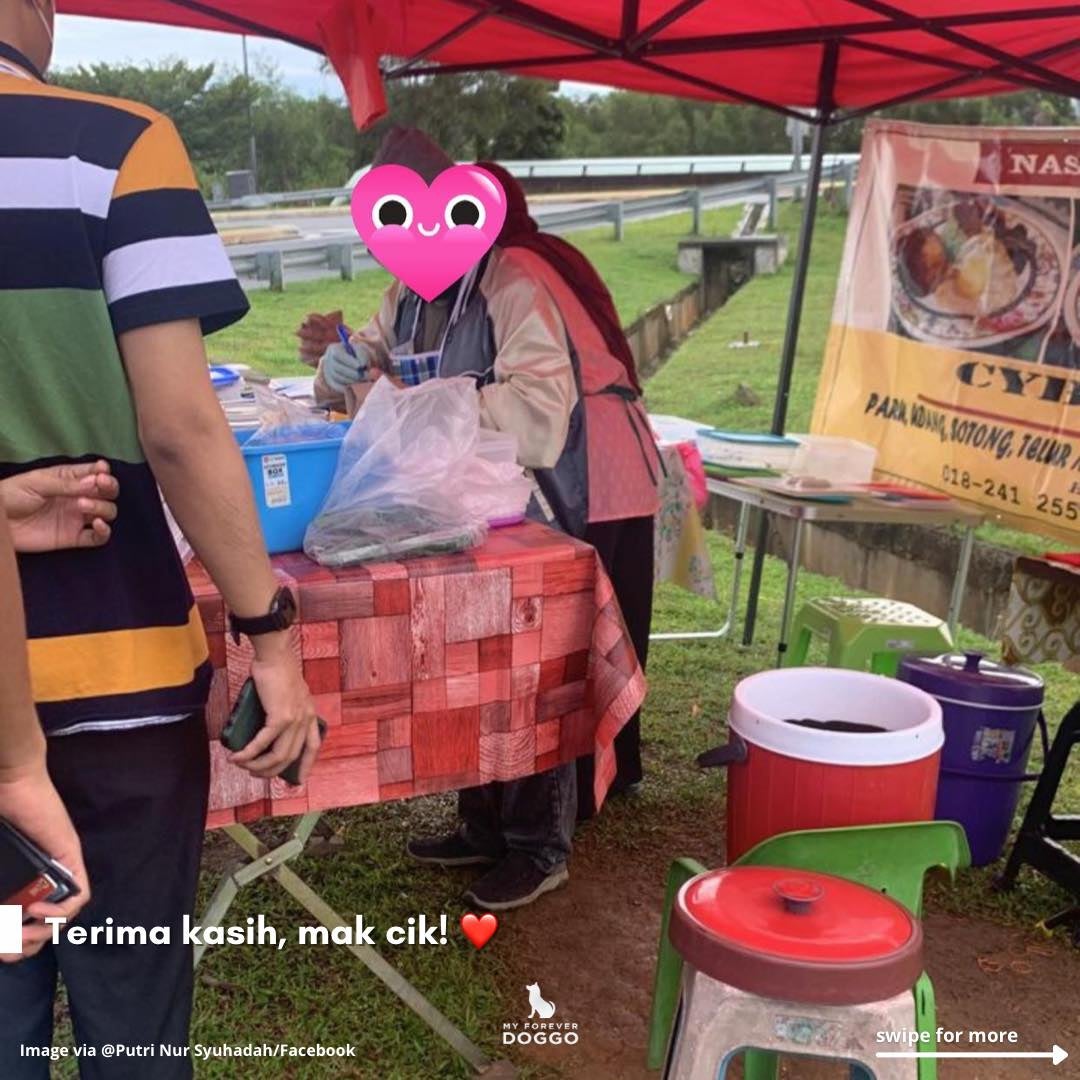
[{"left": 460, "top": 912, "right": 498, "bottom": 949}]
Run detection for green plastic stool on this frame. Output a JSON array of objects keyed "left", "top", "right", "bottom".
[
  {"left": 646, "top": 822, "right": 971, "bottom": 1079},
  {"left": 783, "top": 597, "right": 954, "bottom": 675}
]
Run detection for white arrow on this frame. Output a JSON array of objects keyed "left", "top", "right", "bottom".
[{"left": 878, "top": 1046, "right": 1068, "bottom": 1066}]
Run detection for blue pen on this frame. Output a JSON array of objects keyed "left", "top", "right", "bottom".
[{"left": 337, "top": 324, "right": 357, "bottom": 358}]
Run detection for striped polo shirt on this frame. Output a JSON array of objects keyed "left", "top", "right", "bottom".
[{"left": 0, "top": 42, "right": 249, "bottom": 736}]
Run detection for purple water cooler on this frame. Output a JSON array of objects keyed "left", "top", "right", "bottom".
[{"left": 899, "top": 652, "right": 1045, "bottom": 866}]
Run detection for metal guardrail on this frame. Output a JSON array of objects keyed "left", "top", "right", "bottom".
[
  {"left": 209, "top": 186, "right": 349, "bottom": 211},
  {"left": 211, "top": 153, "right": 862, "bottom": 210},
  {"left": 230, "top": 162, "right": 855, "bottom": 289}
]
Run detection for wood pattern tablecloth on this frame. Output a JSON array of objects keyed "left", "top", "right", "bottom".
[
  {"left": 1001, "top": 556, "right": 1080, "bottom": 671},
  {"left": 188, "top": 522, "right": 647, "bottom": 827}
]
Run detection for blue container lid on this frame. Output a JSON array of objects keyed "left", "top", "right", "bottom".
[
  {"left": 696, "top": 429, "right": 800, "bottom": 447},
  {"left": 899, "top": 651, "right": 1043, "bottom": 707},
  {"left": 210, "top": 365, "right": 240, "bottom": 388}
]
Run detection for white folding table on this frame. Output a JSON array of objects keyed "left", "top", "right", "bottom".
[{"left": 652, "top": 478, "right": 985, "bottom": 665}]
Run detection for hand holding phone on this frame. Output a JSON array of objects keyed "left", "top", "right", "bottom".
[
  {"left": 0, "top": 769, "right": 89, "bottom": 962},
  {"left": 220, "top": 677, "right": 326, "bottom": 786},
  {"left": 0, "top": 818, "right": 79, "bottom": 908}
]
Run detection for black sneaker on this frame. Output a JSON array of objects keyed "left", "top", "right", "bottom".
[
  {"left": 406, "top": 830, "right": 500, "bottom": 868},
  {"left": 463, "top": 851, "right": 569, "bottom": 911}
]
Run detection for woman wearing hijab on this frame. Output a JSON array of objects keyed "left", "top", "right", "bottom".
[{"left": 299, "top": 130, "right": 660, "bottom": 910}]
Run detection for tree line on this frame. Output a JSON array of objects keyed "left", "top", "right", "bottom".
[{"left": 51, "top": 60, "right": 1077, "bottom": 195}]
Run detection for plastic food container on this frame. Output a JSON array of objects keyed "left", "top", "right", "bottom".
[
  {"left": 694, "top": 430, "right": 801, "bottom": 471},
  {"left": 899, "top": 652, "right": 1045, "bottom": 866},
  {"left": 788, "top": 434, "right": 877, "bottom": 484},
  {"left": 700, "top": 667, "right": 943, "bottom": 861},
  {"left": 210, "top": 365, "right": 247, "bottom": 403},
  {"left": 235, "top": 424, "right": 348, "bottom": 554},
  {"left": 671, "top": 866, "right": 923, "bottom": 1005}
]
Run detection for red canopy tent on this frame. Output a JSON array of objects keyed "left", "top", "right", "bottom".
[
  {"left": 56, "top": 1, "right": 1080, "bottom": 132},
  {"left": 56, "top": 0, "right": 1080, "bottom": 636}
]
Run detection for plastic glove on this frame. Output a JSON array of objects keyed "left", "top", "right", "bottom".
[{"left": 320, "top": 342, "right": 370, "bottom": 393}]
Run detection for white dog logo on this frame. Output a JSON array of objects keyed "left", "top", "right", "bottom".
[{"left": 526, "top": 982, "right": 556, "bottom": 1019}]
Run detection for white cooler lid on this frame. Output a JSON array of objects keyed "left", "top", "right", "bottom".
[{"left": 730, "top": 667, "right": 943, "bottom": 766}]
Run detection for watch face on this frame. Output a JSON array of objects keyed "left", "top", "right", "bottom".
[{"left": 276, "top": 587, "right": 298, "bottom": 624}]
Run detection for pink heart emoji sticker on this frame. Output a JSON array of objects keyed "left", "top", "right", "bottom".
[
  {"left": 351, "top": 164, "right": 507, "bottom": 302},
  {"left": 460, "top": 912, "right": 498, "bottom": 950}
]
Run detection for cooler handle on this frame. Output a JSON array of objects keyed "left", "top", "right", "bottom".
[{"left": 697, "top": 734, "right": 747, "bottom": 769}]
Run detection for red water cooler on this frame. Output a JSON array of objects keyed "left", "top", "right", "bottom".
[{"left": 700, "top": 668, "right": 944, "bottom": 861}]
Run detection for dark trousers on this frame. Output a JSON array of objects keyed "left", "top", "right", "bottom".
[
  {"left": 458, "top": 515, "right": 655, "bottom": 868},
  {"left": 458, "top": 762, "right": 577, "bottom": 874},
  {"left": 0, "top": 716, "right": 210, "bottom": 1080}
]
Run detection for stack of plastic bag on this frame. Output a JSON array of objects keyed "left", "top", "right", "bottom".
[
  {"left": 304, "top": 377, "right": 533, "bottom": 567},
  {"left": 245, "top": 385, "right": 343, "bottom": 447}
]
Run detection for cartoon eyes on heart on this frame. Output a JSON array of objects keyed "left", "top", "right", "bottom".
[{"left": 370, "top": 192, "right": 487, "bottom": 236}]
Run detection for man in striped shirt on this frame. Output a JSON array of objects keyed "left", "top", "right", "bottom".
[{"left": 0, "top": 3, "right": 321, "bottom": 1074}]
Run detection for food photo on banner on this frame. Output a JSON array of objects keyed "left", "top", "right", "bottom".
[{"left": 813, "top": 120, "right": 1080, "bottom": 540}]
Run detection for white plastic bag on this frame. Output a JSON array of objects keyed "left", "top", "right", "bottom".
[
  {"left": 245, "top": 385, "right": 342, "bottom": 447},
  {"left": 303, "top": 377, "right": 530, "bottom": 567},
  {"left": 462, "top": 429, "right": 534, "bottom": 525}
]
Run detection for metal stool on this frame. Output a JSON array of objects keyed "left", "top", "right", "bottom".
[
  {"left": 663, "top": 867, "right": 922, "bottom": 1080},
  {"left": 783, "top": 597, "right": 953, "bottom": 676}
]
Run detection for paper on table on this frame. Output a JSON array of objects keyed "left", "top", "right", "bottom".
[{"left": 269, "top": 376, "right": 317, "bottom": 400}]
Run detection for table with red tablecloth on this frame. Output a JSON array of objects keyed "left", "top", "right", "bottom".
[
  {"left": 189, "top": 520, "right": 647, "bottom": 825},
  {"left": 184, "top": 522, "right": 646, "bottom": 1073}
]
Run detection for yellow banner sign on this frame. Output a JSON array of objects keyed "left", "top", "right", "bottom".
[{"left": 813, "top": 119, "right": 1080, "bottom": 540}]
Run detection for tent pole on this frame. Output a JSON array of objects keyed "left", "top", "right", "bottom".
[{"left": 740, "top": 113, "right": 830, "bottom": 648}]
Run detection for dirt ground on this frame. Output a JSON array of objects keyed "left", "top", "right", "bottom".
[{"left": 500, "top": 809, "right": 1080, "bottom": 1080}]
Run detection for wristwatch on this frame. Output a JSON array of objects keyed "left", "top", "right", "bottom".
[{"left": 229, "top": 586, "right": 298, "bottom": 644}]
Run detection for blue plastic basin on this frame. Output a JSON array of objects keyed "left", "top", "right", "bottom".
[{"left": 235, "top": 423, "right": 348, "bottom": 554}]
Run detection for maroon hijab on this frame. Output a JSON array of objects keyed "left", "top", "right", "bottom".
[{"left": 477, "top": 161, "right": 643, "bottom": 395}]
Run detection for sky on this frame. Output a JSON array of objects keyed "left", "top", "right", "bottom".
[
  {"left": 54, "top": 15, "right": 341, "bottom": 97},
  {"left": 53, "top": 14, "right": 599, "bottom": 100}
]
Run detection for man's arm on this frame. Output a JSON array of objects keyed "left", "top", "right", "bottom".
[
  {"left": 0, "top": 516, "right": 89, "bottom": 961},
  {"left": 119, "top": 318, "right": 320, "bottom": 781}
]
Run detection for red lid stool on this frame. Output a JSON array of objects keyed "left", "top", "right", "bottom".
[{"left": 663, "top": 866, "right": 923, "bottom": 1079}]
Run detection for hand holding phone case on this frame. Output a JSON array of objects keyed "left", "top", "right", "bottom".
[
  {"left": 220, "top": 677, "right": 326, "bottom": 786},
  {"left": 0, "top": 819, "right": 79, "bottom": 908}
]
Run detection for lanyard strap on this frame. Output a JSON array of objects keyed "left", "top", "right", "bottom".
[{"left": 405, "top": 263, "right": 479, "bottom": 361}]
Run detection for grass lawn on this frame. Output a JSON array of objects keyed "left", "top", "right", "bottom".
[
  {"left": 92, "top": 197, "right": 1075, "bottom": 1077},
  {"left": 208, "top": 207, "right": 740, "bottom": 378}
]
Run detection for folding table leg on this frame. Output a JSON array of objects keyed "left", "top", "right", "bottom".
[
  {"left": 196, "top": 816, "right": 509, "bottom": 1076},
  {"left": 194, "top": 859, "right": 242, "bottom": 968},
  {"left": 776, "top": 518, "right": 804, "bottom": 667},
  {"left": 946, "top": 525, "right": 976, "bottom": 637},
  {"left": 650, "top": 499, "right": 751, "bottom": 643}
]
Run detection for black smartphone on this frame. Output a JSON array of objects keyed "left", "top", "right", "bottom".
[
  {"left": 0, "top": 818, "right": 80, "bottom": 909},
  {"left": 220, "top": 677, "right": 326, "bottom": 786}
]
